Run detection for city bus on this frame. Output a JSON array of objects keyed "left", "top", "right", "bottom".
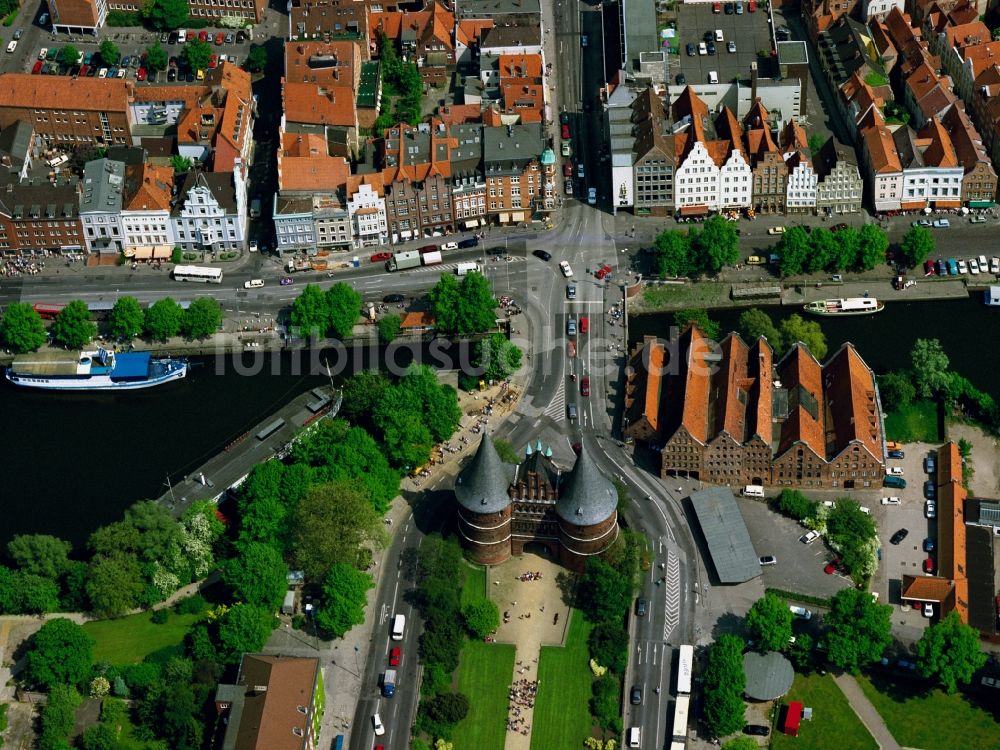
[
  {"left": 171, "top": 265, "right": 223, "bottom": 284},
  {"left": 676, "top": 644, "right": 693, "bottom": 695},
  {"left": 32, "top": 302, "right": 66, "bottom": 320},
  {"left": 670, "top": 694, "right": 690, "bottom": 749}
]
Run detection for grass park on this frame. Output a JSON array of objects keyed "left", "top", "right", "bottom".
[
  {"left": 83, "top": 607, "right": 206, "bottom": 664},
  {"left": 770, "top": 673, "right": 876, "bottom": 750},
  {"left": 530, "top": 612, "right": 593, "bottom": 750},
  {"left": 857, "top": 674, "right": 1000, "bottom": 750},
  {"left": 883, "top": 400, "right": 941, "bottom": 443}
]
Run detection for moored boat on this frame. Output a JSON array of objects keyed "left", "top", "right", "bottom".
[
  {"left": 803, "top": 298, "right": 884, "bottom": 316},
  {"left": 6, "top": 347, "right": 187, "bottom": 391}
]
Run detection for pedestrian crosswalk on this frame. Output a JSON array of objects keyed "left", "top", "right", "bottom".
[
  {"left": 543, "top": 381, "right": 566, "bottom": 422},
  {"left": 662, "top": 551, "right": 681, "bottom": 642}
]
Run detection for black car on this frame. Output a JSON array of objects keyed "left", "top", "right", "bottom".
[
  {"left": 924, "top": 481, "right": 936, "bottom": 500},
  {"left": 707, "top": 41, "right": 716, "bottom": 55},
  {"left": 147, "top": 69, "right": 157, "bottom": 82},
  {"left": 923, "top": 537, "right": 935, "bottom": 552},
  {"left": 890, "top": 528, "right": 909, "bottom": 545},
  {"left": 744, "top": 725, "right": 770, "bottom": 737},
  {"left": 630, "top": 687, "right": 642, "bottom": 705},
  {"left": 686, "top": 42, "right": 696, "bottom": 56},
  {"left": 168, "top": 31, "right": 178, "bottom": 44},
  {"left": 457, "top": 237, "right": 479, "bottom": 249},
  {"left": 888, "top": 449, "right": 904, "bottom": 458},
  {"left": 704, "top": 31, "right": 714, "bottom": 41},
  {"left": 533, "top": 249, "right": 552, "bottom": 261},
  {"left": 383, "top": 293, "right": 405, "bottom": 303},
  {"left": 236, "top": 30, "right": 247, "bottom": 43},
  {"left": 676, "top": 73, "right": 686, "bottom": 85},
  {"left": 724, "top": 1, "right": 734, "bottom": 12},
  {"left": 635, "top": 597, "right": 647, "bottom": 616},
  {"left": 167, "top": 68, "right": 177, "bottom": 81}
]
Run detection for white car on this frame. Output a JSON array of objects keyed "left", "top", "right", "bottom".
[
  {"left": 799, "top": 530, "right": 820, "bottom": 544},
  {"left": 715, "top": 28, "right": 724, "bottom": 41},
  {"left": 789, "top": 605, "right": 812, "bottom": 620},
  {"left": 888, "top": 467, "right": 904, "bottom": 476},
  {"left": 978, "top": 254, "right": 988, "bottom": 269},
  {"left": 698, "top": 41, "right": 707, "bottom": 55},
  {"left": 970, "top": 258, "right": 980, "bottom": 274},
  {"left": 5, "top": 40, "right": 16, "bottom": 53},
  {"left": 932, "top": 218, "right": 950, "bottom": 228},
  {"left": 559, "top": 260, "right": 573, "bottom": 277},
  {"left": 440, "top": 241, "right": 458, "bottom": 251},
  {"left": 708, "top": 71, "right": 718, "bottom": 84},
  {"left": 372, "top": 713, "right": 385, "bottom": 736},
  {"left": 958, "top": 259, "right": 968, "bottom": 274},
  {"left": 768, "top": 226, "right": 785, "bottom": 235},
  {"left": 923, "top": 602, "right": 934, "bottom": 617},
  {"left": 38, "top": 47, "right": 47, "bottom": 61},
  {"left": 860, "top": 506, "right": 872, "bottom": 515},
  {"left": 881, "top": 496, "right": 901, "bottom": 505},
  {"left": 991, "top": 257, "right": 1000, "bottom": 274},
  {"left": 98, "top": 67, "right": 108, "bottom": 78},
  {"left": 925, "top": 500, "right": 937, "bottom": 518},
  {"left": 587, "top": 187, "right": 597, "bottom": 205}
]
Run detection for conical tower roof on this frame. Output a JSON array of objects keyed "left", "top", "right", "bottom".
[
  {"left": 455, "top": 434, "right": 514, "bottom": 514},
  {"left": 556, "top": 443, "right": 617, "bottom": 525}
]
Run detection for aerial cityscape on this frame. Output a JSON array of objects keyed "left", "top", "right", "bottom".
[{"left": 1, "top": 0, "right": 1000, "bottom": 747}]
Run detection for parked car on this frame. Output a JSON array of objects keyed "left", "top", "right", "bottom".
[
  {"left": 563, "top": 162, "right": 573, "bottom": 177},
  {"left": 587, "top": 187, "right": 597, "bottom": 205},
  {"left": 565, "top": 178, "right": 574, "bottom": 196},
  {"left": 924, "top": 259, "right": 936, "bottom": 275},
  {"left": 744, "top": 725, "right": 770, "bottom": 737},
  {"left": 746, "top": 255, "right": 765, "bottom": 265},
  {"left": 768, "top": 226, "right": 785, "bottom": 235},
  {"left": 789, "top": 605, "right": 812, "bottom": 620},
  {"left": 580, "top": 376, "right": 590, "bottom": 396},
  {"left": 799, "top": 530, "right": 820, "bottom": 544},
  {"left": 559, "top": 260, "right": 573, "bottom": 277},
  {"left": 888, "top": 449, "right": 904, "bottom": 458},
  {"left": 923, "top": 557, "right": 936, "bottom": 574},
  {"left": 457, "top": 237, "right": 479, "bottom": 248},
  {"left": 924, "top": 537, "right": 935, "bottom": 552},
  {"left": 890, "top": 528, "right": 909, "bottom": 545},
  {"left": 923, "top": 602, "right": 935, "bottom": 617},
  {"left": 933, "top": 218, "right": 950, "bottom": 228},
  {"left": 970, "top": 214, "right": 987, "bottom": 223},
  {"left": 982, "top": 676, "right": 1000, "bottom": 689},
  {"left": 676, "top": 72, "right": 686, "bottom": 85},
  {"left": 881, "top": 496, "right": 900, "bottom": 505},
  {"left": 924, "top": 481, "right": 936, "bottom": 499},
  {"left": 225, "top": 32, "right": 235, "bottom": 44},
  {"left": 370, "top": 252, "right": 391, "bottom": 263},
  {"left": 389, "top": 647, "right": 401, "bottom": 666},
  {"left": 925, "top": 453, "right": 936, "bottom": 473},
  {"left": 925, "top": 500, "right": 936, "bottom": 518},
  {"left": 440, "top": 241, "right": 458, "bottom": 251},
  {"left": 561, "top": 123, "right": 570, "bottom": 139},
  {"left": 215, "top": 32, "right": 226, "bottom": 45},
  {"left": 887, "top": 466, "right": 904, "bottom": 476},
  {"left": 686, "top": 42, "right": 696, "bottom": 56},
  {"left": 759, "top": 555, "right": 776, "bottom": 566},
  {"left": 727, "top": 40, "right": 736, "bottom": 52}
]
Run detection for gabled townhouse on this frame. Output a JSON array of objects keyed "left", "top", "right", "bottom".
[
  {"left": 483, "top": 121, "right": 553, "bottom": 223},
  {"left": 838, "top": 72, "right": 886, "bottom": 143},
  {"left": 171, "top": 168, "right": 248, "bottom": 254},
  {"left": 862, "top": 0, "right": 905, "bottom": 23},
  {"left": 816, "top": 15, "right": 886, "bottom": 88},
  {"left": 0, "top": 74, "right": 130, "bottom": 147},
  {"left": 941, "top": 103, "right": 999, "bottom": 205},
  {"left": 781, "top": 120, "right": 818, "bottom": 213},
  {"left": 911, "top": 0, "right": 980, "bottom": 25},
  {"left": 282, "top": 78, "right": 359, "bottom": 157},
  {"left": 867, "top": 20, "right": 899, "bottom": 76},
  {"left": 813, "top": 137, "right": 864, "bottom": 215},
  {"left": 629, "top": 88, "right": 676, "bottom": 217},
  {"left": 380, "top": 122, "right": 456, "bottom": 240},
  {"left": 743, "top": 100, "right": 787, "bottom": 215},
  {"left": 369, "top": 2, "right": 456, "bottom": 86},
  {"left": 802, "top": 0, "right": 861, "bottom": 42},
  {"left": 893, "top": 118, "right": 964, "bottom": 209},
  {"left": 858, "top": 109, "right": 904, "bottom": 211},
  {"left": 346, "top": 173, "right": 388, "bottom": 248},
  {"left": 948, "top": 40, "right": 1000, "bottom": 103},
  {"left": 904, "top": 61, "right": 959, "bottom": 127},
  {"left": 449, "top": 122, "right": 489, "bottom": 229},
  {"left": 79, "top": 158, "right": 126, "bottom": 257},
  {"left": 925, "top": 18, "right": 989, "bottom": 61},
  {"left": 882, "top": 7, "right": 940, "bottom": 81},
  {"left": 671, "top": 88, "right": 752, "bottom": 216},
  {"left": 120, "top": 162, "right": 175, "bottom": 261}
]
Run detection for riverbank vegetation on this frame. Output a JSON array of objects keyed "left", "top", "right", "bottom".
[{"left": 650, "top": 215, "right": 740, "bottom": 278}]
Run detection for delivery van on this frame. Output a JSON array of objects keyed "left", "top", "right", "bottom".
[
  {"left": 627, "top": 727, "right": 640, "bottom": 747},
  {"left": 742, "top": 485, "right": 764, "bottom": 498},
  {"left": 391, "top": 613, "right": 406, "bottom": 641},
  {"left": 244, "top": 278, "right": 264, "bottom": 289}
]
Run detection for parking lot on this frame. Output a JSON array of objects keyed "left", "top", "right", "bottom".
[{"left": 674, "top": 1, "right": 777, "bottom": 86}]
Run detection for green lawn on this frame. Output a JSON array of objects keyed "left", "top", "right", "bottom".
[
  {"left": 84, "top": 609, "right": 204, "bottom": 665},
  {"left": 460, "top": 562, "right": 488, "bottom": 609},
  {"left": 883, "top": 400, "right": 940, "bottom": 443},
  {"left": 770, "top": 673, "right": 877, "bottom": 750},
  {"left": 450, "top": 640, "right": 516, "bottom": 750},
  {"left": 530, "top": 611, "right": 594, "bottom": 750},
  {"left": 856, "top": 673, "right": 1000, "bottom": 750}
]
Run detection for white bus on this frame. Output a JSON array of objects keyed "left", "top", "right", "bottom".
[
  {"left": 676, "top": 644, "right": 693, "bottom": 695},
  {"left": 172, "top": 265, "right": 223, "bottom": 284},
  {"left": 671, "top": 694, "right": 690, "bottom": 747}
]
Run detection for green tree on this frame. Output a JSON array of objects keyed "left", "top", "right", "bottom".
[
  {"left": 829, "top": 226, "right": 860, "bottom": 272},
  {"left": 142, "top": 0, "right": 188, "bottom": 29},
  {"left": 778, "top": 314, "right": 827, "bottom": 360},
  {"left": 291, "top": 481, "right": 384, "bottom": 581},
  {"left": 145, "top": 41, "right": 168, "bottom": 71},
  {"left": 475, "top": 332, "right": 522, "bottom": 382},
  {"left": 428, "top": 272, "right": 497, "bottom": 336},
  {"left": 82, "top": 723, "right": 118, "bottom": 750},
  {"left": 777, "top": 489, "right": 817, "bottom": 521},
  {"left": 290, "top": 283, "right": 330, "bottom": 336},
  {"left": 590, "top": 673, "right": 623, "bottom": 735},
  {"left": 221, "top": 542, "right": 287, "bottom": 611},
  {"left": 899, "top": 225, "right": 934, "bottom": 268},
  {"left": 702, "top": 634, "right": 747, "bottom": 738},
  {"left": 378, "top": 313, "right": 401, "bottom": 343},
  {"left": 12, "top": 572, "right": 60, "bottom": 614},
  {"left": 182, "top": 38, "right": 211, "bottom": 73},
  {"left": 39, "top": 684, "right": 82, "bottom": 750},
  {"left": 578, "top": 558, "right": 631, "bottom": 623},
  {"left": 808, "top": 227, "right": 840, "bottom": 272},
  {"left": 315, "top": 563, "right": 374, "bottom": 638},
  {"left": 808, "top": 133, "right": 826, "bottom": 156},
  {"left": 397, "top": 364, "right": 461, "bottom": 441},
  {"left": 737, "top": 308, "right": 781, "bottom": 349},
  {"left": 245, "top": 45, "right": 267, "bottom": 73},
  {"left": 327, "top": 283, "right": 361, "bottom": 339},
  {"left": 878, "top": 371, "right": 916, "bottom": 412},
  {"left": 462, "top": 599, "right": 500, "bottom": 639},
  {"left": 218, "top": 603, "right": 277, "bottom": 663},
  {"left": 587, "top": 621, "right": 628, "bottom": 673},
  {"left": 169, "top": 154, "right": 192, "bottom": 173},
  {"left": 690, "top": 215, "right": 739, "bottom": 275},
  {"left": 776, "top": 226, "right": 812, "bottom": 277},
  {"left": 673, "top": 308, "right": 720, "bottom": 339},
  {"left": 339, "top": 370, "right": 391, "bottom": 427},
  {"left": 7, "top": 535, "right": 71, "bottom": 579},
  {"left": 856, "top": 224, "right": 888, "bottom": 271},
  {"left": 58, "top": 45, "right": 79, "bottom": 67},
  {"left": 911, "top": 338, "right": 950, "bottom": 398},
  {"left": 0, "top": 302, "right": 47, "bottom": 352},
  {"left": 914, "top": 611, "right": 987, "bottom": 693},
  {"left": 144, "top": 297, "right": 183, "bottom": 341},
  {"left": 181, "top": 297, "right": 222, "bottom": 339},
  {"left": 746, "top": 592, "right": 794, "bottom": 652},
  {"left": 109, "top": 296, "right": 145, "bottom": 339},
  {"left": 25, "top": 618, "right": 94, "bottom": 689},
  {"left": 86, "top": 553, "right": 144, "bottom": 618},
  {"left": 99, "top": 39, "right": 119, "bottom": 67},
  {"left": 652, "top": 229, "right": 692, "bottom": 278},
  {"left": 825, "top": 587, "right": 893, "bottom": 673},
  {"left": 51, "top": 300, "right": 96, "bottom": 348}
]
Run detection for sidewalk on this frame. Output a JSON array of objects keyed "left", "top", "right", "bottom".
[{"left": 832, "top": 673, "right": 903, "bottom": 750}]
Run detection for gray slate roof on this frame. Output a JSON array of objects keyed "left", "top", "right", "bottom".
[
  {"left": 455, "top": 434, "right": 514, "bottom": 514},
  {"left": 689, "top": 487, "right": 762, "bottom": 583},
  {"left": 555, "top": 444, "right": 617, "bottom": 526},
  {"left": 743, "top": 651, "right": 794, "bottom": 701},
  {"left": 80, "top": 159, "right": 125, "bottom": 214}
]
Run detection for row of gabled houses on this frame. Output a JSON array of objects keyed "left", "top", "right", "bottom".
[{"left": 608, "top": 85, "right": 864, "bottom": 217}]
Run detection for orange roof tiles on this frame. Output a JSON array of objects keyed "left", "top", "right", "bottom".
[
  {"left": 919, "top": 117, "right": 959, "bottom": 168},
  {"left": 124, "top": 163, "right": 173, "bottom": 212},
  {"left": 901, "top": 574, "right": 956, "bottom": 602},
  {"left": 277, "top": 131, "right": 350, "bottom": 192},
  {"left": 131, "top": 85, "right": 205, "bottom": 109},
  {"left": 823, "top": 344, "right": 882, "bottom": 460},
  {"left": 401, "top": 311, "right": 435, "bottom": 328},
  {"left": 346, "top": 171, "right": 384, "bottom": 197},
  {"left": 232, "top": 656, "right": 318, "bottom": 750},
  {"left": 748, "top": 338, "right": 773, "bottom": 444},
  {"left": 680, "top": 325, "right": 712, "bottom": 444},
  {"left": 944, "top": 21, "right": 990, "bottom": 50},
  {"left": 283, "top": 81, "right": 357, "bottom": 127},
  {"left": 716, "top": 334, "right": 749, "bottom": 441},
  {"left": 456, "top": 19, "right": 493, "bottom": 46},
  {"left": 284, "top": 40, "right": 361, "bottom": 87},
  {"left": 862, "top": 120, "right": 903, "bottom": 173},
  {"left": 498, "top": 54, "right": 543, "bottom": 79},
  {"left": 0, "top": 73, "right": 127, "bottom": 113},
  {"left": 777, "top": 344, "right": 826, "bottom": 458},
  {"left": 435, "top": 104, "right": 483, "bottom": 124}
]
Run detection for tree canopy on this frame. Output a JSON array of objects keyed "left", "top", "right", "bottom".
[
  {"left": 99, "top": 39, "right": 119, "bottom": 67},
  {"left": 577, "top": 558, "right": 632, "bottom": 623},
  {"left": 0, "top": 302, "right": 47, "bottom": 352},
  {"left": 217, "top": 603, "right": 277, "bottom": 663},
  {"left": 7, "top": 534, "right": 72, "bottom": 579},
  {"left": 652, "top": 229, "right": 692, "bottom": 278},
  {"left": 86, "top": 552, "right": 144, "bottom": 618},
  {"left": 51, "top": 300, "right": 96, "bottom": 348},
  {"left": 25, "top": 618, "right": 94, "bottom": 689},
  {"left": 878, "top": 371, "right": 916, "bottom": 412},
  {"left": 145, "top": 41, "right": 168, "bottom": 71},
  {"left": 462, "top": 599, "right": 500, "bottom": 639},
  {"left": 181, "top": 297, "right": 222, "bottom": 339},
  {"left": 911, "top": 338, "right": 950, "bottom": 398},
  {"left": 428, "top": 272, "right": 497, "bottom": 335},
  {"left": 778, "top": 314, "right": 827, "bottom": 360},
  {"left": 245, "top": 45, "right": 267, "bottom": 73},
  {"left": 109, "top": 296, "right": 145, "bottom": 339},
  {"left": 144, "top": 298, "right": 184, "bottom": 341},
  {"left": 475, "top": 332, "right": 522, "bottom": 382},
  {"left": 378, "top": 313, "right": 401, "bottom": 343},
  {"left": 690, "top": 215, "right": 740, "bottom": 275},
  {"left": 290, "top": 283, "right": 329, "bottom": 336},
  {"left": 327, "top": 283, "right": 361, "bottom": 339},
  {"left": 745, "top": 592, "right": 794, "bottom": 652},
  {"left": 674, "top": 308, "right": 720, "bottom": 339},
  {"left": 141, "top": 0, "right": 188, "bottom": 29},
  {"left": 914, "top": 611, "right": 987, "bottom": 693},
  {"left": 222, "top": 542, "right": 287, "bottom": 611},
  {"left": 182, "top": 39, "right": 212, "bottom": 73},
  {"left": 856, "top": 224, "right": 888, "bottom": 270},
  {"left": 702, "top": 634, "right": 747, "bottom": 738},
  {"left": 899, "top": 225, "right": 934, "bottom": 268},
  {"left": 775, "top": 225, "right": 886, "bottom": 275},
  {"left": 314, "top": 563, "right": 374, "bottom": 638},
  {"left": 824, "top": 587, "right": 892, "bottom": 673},
  {"left": 737, "top": 308, "right": 781, "bottom": 349},
  {"left": 58, "top": 45, "right": 80, "bottom": 67}
]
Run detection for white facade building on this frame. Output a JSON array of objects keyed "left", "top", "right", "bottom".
[
  {"left": 79, "top": 159, "right": 126, "bottom": 256},
  {"left": 347, "top": 182, "right": 388, "bottom": 248},
  {"left": 785, "top": 152, "right": 819, "bottom": 211},
  {"left": 675, "top": 141, "right": 752, "bottom": 211},
  {"left": 171, "top": 168, "right": 247, "bottom": 253},
  {"left": 862, "top": 0, "right": 905, "bottom": 21}
]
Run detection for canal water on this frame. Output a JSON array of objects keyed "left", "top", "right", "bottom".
[{"left": 0, "top": 341, "right": 475, "bottom": 553}]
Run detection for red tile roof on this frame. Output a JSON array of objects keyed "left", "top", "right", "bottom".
[
  {"left": 284, "top": 40, "right": 361, "bottom": 88},
  {"left": 680, "top": 324, "right": 712, "bottom": 444},
  {"left": 231, "top": 655, "right": 319, "bottom": 750},
  {"left": 283, "top": 81, "right": 357, "bottom": 128},
  {"left": 823, "top": 343, "right": 882, "bottom": 460},
  {"left": 277, "top": 131, "right": 350, "bottom": 191},
  {"left": 715, "top": 334, "right": 749, "bottom": 441},
  {"left": 777, "top": 344, "right": 826, "bottom": 458},
  {"left": 0, "top": 73, "right": 127, "bottom": 113}
]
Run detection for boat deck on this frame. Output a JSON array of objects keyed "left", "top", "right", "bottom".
[
  {"left": 155, "top": 385, "right": 341, "bottom": 515},
  {"left": 9, "top": 351, "right": 86, "bottom": 376}
]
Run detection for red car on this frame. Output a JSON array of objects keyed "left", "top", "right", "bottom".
[
  {"left": 209, "top": 54, "right": 218, "bottom": 68},
  {"left": 924, "top": 259, "right": 936, "bottom": 276},
  {"left": 595, "top": 264, "right": 613, "bottom": 280},
  {"left": 371, "top": 252, "right": 392, "bottom": 263},
  {"left": 215, "top": 32, "right": 226, "bottom": 45},
  {"left": 923, "top": 558, "right": 935, "bottom": 574},
  {"left": 824, "top": 563, "right": 836, "bottom": 575},
  {"left": 32, "top": 59, "right": 42, "bottom": 74},
  {"left": 198, "top": 30, "right": 209, "bottom": 42},
  {"left": 713, "top": 1, "right": 722, "bottom": 11},
  {"left": 136, "top": 67, "right": 146, "bottom": 81},
  {"left": 79, "top": 64, "right": 89, "bottom": 77},
  {"left": 389, "top": 647, "right": 401, "bottom": 666},
  {"left": 748, "top": 0, "right": 756, "bottom": 9},
  {"left": 567, "top": 340, "right": 577, "bottom": 358},
  {"left": 580, "top": 376, "right": 590, "bottom": 396},
  {"left": 563, "top": 162, "right": 572, "bottom": 177},
  {"left": 579, "top": 316, "right": 588, "bottom": 334},
  {"left": 561, "top": 124, "right": 570, "bottom": 140}
]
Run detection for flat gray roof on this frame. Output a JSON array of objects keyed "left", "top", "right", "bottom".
[
  {"left": 689, "top": 487, "right": 761, "bottom": 584},
  {"left": 743, "top": 651, "right": 794, "bottom": 701}
]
